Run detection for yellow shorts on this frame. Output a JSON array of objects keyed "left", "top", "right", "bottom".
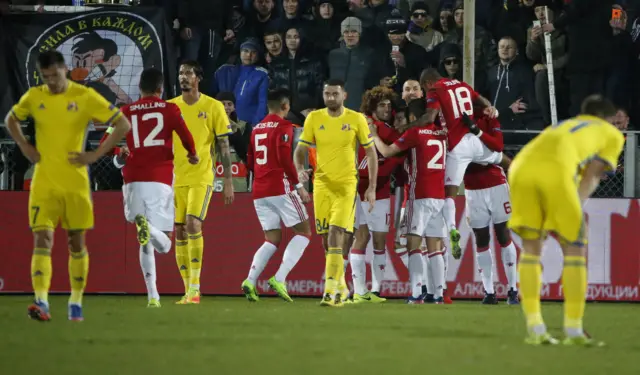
[
  {"left": 29, "top": 187, "right": 93, "bottom": 231},
  {"left": 508, "top": 161, "right": 586, "bottom": 246},
  {"left": 313, "top": 184, "right": 357, "bottom": 235},
  {"left": 174, "top": 184, "right": 213, "bottom": 224}
]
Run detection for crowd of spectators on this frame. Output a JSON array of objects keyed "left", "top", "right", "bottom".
[{"left": 2, "top": 0, "right": 638, "bottom": 192}]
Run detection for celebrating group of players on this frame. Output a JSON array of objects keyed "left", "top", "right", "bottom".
[{"left": 7, "top": 50, "right": 625, "bottom": 346}]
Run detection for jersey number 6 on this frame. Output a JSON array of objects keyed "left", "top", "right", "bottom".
[
  {"left": 447, "top": 86, "right": 474, "bottom": 119},
  {"left": 131, "top": 112, "right": 165, "bottom": 148}
]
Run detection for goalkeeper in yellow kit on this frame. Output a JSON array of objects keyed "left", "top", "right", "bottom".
[
  {"left": 508, "top": 95, "right": 624, "bottom": 346},
  {"left": 294, "top": 79, "right": 378, "bottom": 307}
]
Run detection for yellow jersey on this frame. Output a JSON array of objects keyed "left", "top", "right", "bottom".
[
  {"left": 169, "top": 94, "right": 232, "bottom": 187},
  {"left": 513, "top": 115, "right": 625, "bottom": 180},
  {"left": 299, "top": 108, "right": 373, "bottom": 188},
  {"left": 10, "top": 81, "right": 122, "bottom": 192}
]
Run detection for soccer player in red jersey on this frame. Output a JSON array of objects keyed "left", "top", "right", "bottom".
[
  {"left": 105, "top": 68, "right": 198, "bottom": 307},
  {"left": 372, "top": 99, "right": 449, "bottom": 304},
  {"left": 241, "top": 89, "right": 312, "bottom": 303},
  {"left": 463, "top": 112, "right": 519, "bottom": 305},
  {"left": 350, "top": 87, "right": 404, "bottom": 303},
  {"left": 410, "top": 68, "right": 510, "bottom": 260}
]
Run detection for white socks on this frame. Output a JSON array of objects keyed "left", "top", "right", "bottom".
[
  {"left": 139, "top": 243, "right": 159, "bottom": 301},
  {"left": 349, "top": 249, "right": 367, "bottom": 295},
  {"left": 501, "top": 241, "right": 518, "bottom": 291},
  {"left": 429, "top": 252, "right": 445, "bottom": 299},
  {"left": 371, "top": 250, "right": 386, "bottom": 293},
  {"left": 148, "top": 222, "right": 171, "bottom": 254},
  {"left": 247, "top": 241, "right": 278, "bottom": 284},
  {"left": 408, "top": 250, "right": 424, "bottom": 298},
  {"left": 476, "top": 247, "right": 495, "bottom": 294},
  {"left": 397, "top": 248, "right": 408, "bottom": 269},
  {"left": 443, "top": 197, "right": 457, "bottom": 231},
  {"left": 274, "top": 235, "right": 309, "bottom": 283},
  {"left": 421, "top": 252, "right": 430, "bottom": 293}
]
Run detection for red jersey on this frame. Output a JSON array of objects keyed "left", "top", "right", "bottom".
[
  {"left": 357, "top": 118, "right": 404, "bottom": 200},
  {"left": 426, "top": 78, "right": 480, "bottom": 150},
  {"left": 394, "top": 124, "right": 447, "bottom": 199},
  {"left": 463, "top": 115, "right": 507, "bottom": 190},
  {"left": 247, "top": 113, "right": 299, "bottom": 199},
  {"left": 117, "top": 96, "right": 195, "bottom": 186}
]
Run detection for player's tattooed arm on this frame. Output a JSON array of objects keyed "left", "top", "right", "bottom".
[{"left": 217, "top": 136, "right": 233, "bottom": 178}]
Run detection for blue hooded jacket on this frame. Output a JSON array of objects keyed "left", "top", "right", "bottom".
[{"left": 213, "top": 64, "right": 269, "bottom": 126}]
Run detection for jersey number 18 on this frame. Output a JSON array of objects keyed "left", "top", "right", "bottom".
[{"left": 447, "top": 86, "right": 474, "bottom": 119}]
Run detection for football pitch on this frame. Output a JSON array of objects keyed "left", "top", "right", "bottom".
[{"left": 0, "top": 296, "right": 638, "bottom": 375}]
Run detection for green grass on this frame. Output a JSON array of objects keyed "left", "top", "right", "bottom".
[{"left": 0, "top": 296, "right": 638, "bottom": 375}]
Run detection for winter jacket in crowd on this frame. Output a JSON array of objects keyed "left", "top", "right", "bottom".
[
  {"left": 328, "top": 44, "right": 385, "bottom": 110},
  {"left": 213, "top": 64, "right": 269, "bottom": 126}
]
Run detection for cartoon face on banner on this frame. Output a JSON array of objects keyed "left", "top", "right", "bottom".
[{"left": 25, "top": 11, "right": 164, "bottom": 109}]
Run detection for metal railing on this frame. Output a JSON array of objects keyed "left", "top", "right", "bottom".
[{"left": 0, "top": 129, "right": 638, "bottom": 197}]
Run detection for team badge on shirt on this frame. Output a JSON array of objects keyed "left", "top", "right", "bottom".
[
  {"left": 67, "top": 102, "right": 78, "bottom": 112},
  {"left": 342, "top": 124, "right": 351, "bottom": 131},
  {"left": 198, "top": 111, "right": 207, "bottom": 119},
  {"left": 282, "top": 134, "right": 289, "bottom": 142},
  {"left": 38, "top": 103, "right": 45, "bottom": 110}
]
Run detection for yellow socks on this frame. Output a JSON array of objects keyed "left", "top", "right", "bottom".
[
  {"left": 68, "top": 248, "right": 89, "bottom": 305},
  {"left": 31, "top": 248, "right": 52, "bottom": 303},
  {"left": 175, "top": 239, "right": 189, "bottom": 294},
  {"left": 324, "top": 248, "right": 343, "bottom": 296},
  {"left": 188, "top": 232, "right": 204, "bottom": 290},
  {"left": 562, "top": 256, "right": 587, "bottom": 334},
  {"left": 518, "top": 253, "right": 544, "bottom": 330}
]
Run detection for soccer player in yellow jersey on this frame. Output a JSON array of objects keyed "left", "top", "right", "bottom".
[
  {"left": 169, "top": 60, "right": 234, "bottom": 304},
  {"left": 294, "top": 79, "right": 378, "bottom": 307},
  {"left": 508, "top": 95, "right": 625, "bottom": 346},
  {"left": 4, "top": 51, "right": 131, "bottom": 321}
]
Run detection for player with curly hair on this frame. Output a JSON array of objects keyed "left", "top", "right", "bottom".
[{"left": 348, "top": 86, "right": 405, "bottom": 303}]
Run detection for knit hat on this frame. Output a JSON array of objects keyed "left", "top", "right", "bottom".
[
  {"left": 316, "top": 0, "right": 333, "bottom": 6},
  {"left": 341, "top": 16, "right": 362, "bottom": 34},
  {"left": 410, "top": 1, "right": 429, "bottom": 14},
  {"left": 216, "top": 92, "right": 236, "bottom": 104},
  {"left": 240, "top": 38, "right": 261, "bottom": 52},
  {"left": 386, "top": 10, "right": 408, "bottom": 34}
]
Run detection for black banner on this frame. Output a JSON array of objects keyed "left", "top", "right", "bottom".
[{"left": 2, "top": 7, "right": 176, "bottom": 123}]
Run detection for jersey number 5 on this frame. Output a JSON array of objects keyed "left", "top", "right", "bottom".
[
  {"left": 131, "top": 112, "right": 165, "bottom": 148},
  {"left": 255, "top": 133, "right": 268, "bottom": 165},
  {"left": 427, "top": 139, "right": 446, "bottom": 170},
  {"left": 447, "top": 86, "right": 474, "bottom": 119}
]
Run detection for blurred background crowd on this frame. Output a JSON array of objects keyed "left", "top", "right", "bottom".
[{"left": 1, "top": 0, "right": 637, "bottom": 196}]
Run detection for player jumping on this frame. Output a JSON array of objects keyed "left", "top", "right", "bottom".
[
  {"left": 5, "top": 50, "right": 131, "bottom": 321},
  {"left": 294, "top": 79, "right": 378, "bottom": 307},
  {"left": 351, "top": 87, "right": 404, "bottom": 303},
  {"left": 372, "top": 99, "right": 448, "bottom": 304},
  {"left": 406, "top": 68, "right": 508, "bottom": 259},
  {"left": 241, "top": 89, "right": 312, "bottom": 302},
  {"left": 169, "top": 61, "right": 234, "bottom": 304},
  {"left": 462, "top": 111, "right": 519, "bottom": 305},
  {"left": 107, "top": 68, "right": 199, "bottom": 307},
  {"left": 509, "top": 95, "right": 624, "bottom": 346}
]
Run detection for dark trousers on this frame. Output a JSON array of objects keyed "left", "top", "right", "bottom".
[
  {"left": 180, "top": 27, "right": 222, "bottom": 96},
  {"left": 568, "top": 70, "right": 607, "bottom": 116}
]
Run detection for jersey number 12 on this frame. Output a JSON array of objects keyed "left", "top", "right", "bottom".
[
  {"left": 131, "top": 112, "right": 165, "bottom": 148},
  {"left": 447, "top": 86, "right": 474, "bottom": 119}
]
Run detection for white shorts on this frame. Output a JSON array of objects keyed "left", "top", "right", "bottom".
[
  {"left": 122, "top": 181, "right": 174, "bottom": 232},
  {"left": 406, "top": 198, "right": 447, "bottom": 238},
  {"left": 465, "top": 183, "right": 511, "bottom": 229},
  {"left": 355, "top": 197, "right": 391, "bottom": 233},
  {"left": 254, "top": 192, "right": 308, "bottom": 231},
  {"left": 445, "top": 133, "right": 503, "bottom": 186}
]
